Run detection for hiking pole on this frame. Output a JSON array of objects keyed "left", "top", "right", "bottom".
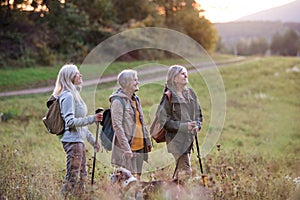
[
  {"left": 194, "top": 130, "right": 206, "bottom": 186},
  {"left": 91, "top": 107, "right": 103, "bottom": 185}
]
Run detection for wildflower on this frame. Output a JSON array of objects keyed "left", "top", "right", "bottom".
[
  {"left": 227, "top": 166, "right": 233, "bottom": 171},
  {"left": 201, "top": 173, "right": 208, "bottom": 178},
  {"left": 14, "top": 149, "right": 20, "bottom": 156},
  {"left": 285, "top": 175, "right": 292, "bottom": 181},
  {"left": 232, "top": 174, "right": 238, "bottom": 181},
  {"left": 293, "top": 177, "right": 300, "bottom": 185},
  {"left": 201, "top": 174, "right": 208, "bottom": 186},
  {"left": 150, "top": 173, "right": 156, "bottom": 181}
]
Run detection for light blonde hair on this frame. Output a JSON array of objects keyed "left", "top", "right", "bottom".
[
  {"left": 166, "top": 65, "right": 186, "bottom": 90},
  {"left": 117, "top": 69, "right": 137, "bottom": 89},
  {"left": 53, "top": 64, "right": 83, "bottom": 103}
]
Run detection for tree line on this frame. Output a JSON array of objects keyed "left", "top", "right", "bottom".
[
  {"left": 0, "top": 0, "right": 218, "bottom": 68},
  {"left": 216, "top": 28, "right": 300, "bottom": 56}
]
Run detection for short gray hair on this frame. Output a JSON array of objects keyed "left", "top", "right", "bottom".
[{"left": 117, "top": 69, "right": 137, "bottom": 89}]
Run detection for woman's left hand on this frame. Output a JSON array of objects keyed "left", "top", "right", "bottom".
[
  {"left": 192, "top": 126, "right": 201, "bottom": 133},
  {"left": 188, "top": 121, "right": 197, "bottom": 131}
]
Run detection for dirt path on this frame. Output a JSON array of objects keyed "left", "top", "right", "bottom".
[{"left": 0, "top": 57, "right": 250, "bottom": 97}]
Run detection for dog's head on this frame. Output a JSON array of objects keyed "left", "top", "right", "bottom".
[{"left": 110, "top": 167, "right": 137, "bottom": 188}]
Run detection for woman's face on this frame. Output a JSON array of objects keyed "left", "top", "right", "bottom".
[
  {"left": 128, "top": 75, "right": 140, "bottom": 93},
  {"left": 73, "top": 71, "right": 83, "bottom": 86},
  {"left": 174, "top": 68, "right": 188, "bottom": 87}
]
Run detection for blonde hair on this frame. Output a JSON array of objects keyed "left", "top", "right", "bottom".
[
  {"left": 53, "top": 64, "right": 83, "bottom": 103},
  {"left": 117, "top": 69, "right": 137, "bottom": 89},
  {"left": 166, "top": 65, "right": 186, "bottom": 90}
]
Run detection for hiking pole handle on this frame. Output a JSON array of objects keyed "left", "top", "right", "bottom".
[
  {"left": 91, "top": 107, "right": 103, "bottom": 185},
  {"left": 95, "top": 107, "right": 104, "bottom": 114}
]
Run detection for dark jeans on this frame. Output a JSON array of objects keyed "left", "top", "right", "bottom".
[{"left": 61, "top": 142, "right": 86, "bottom": 196}]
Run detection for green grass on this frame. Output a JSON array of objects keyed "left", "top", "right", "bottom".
[
  {"left": 0, "top": 56, "right": 299, "bottom": 199},
  {"left": 0, "top": 67, "right": 59, "bottom": 92},
  {"left": 0, "top": 54, "right": 236, "bottom": 93},
  {"left": 219, "top": 57, "right": 300, "bottom": 154}
]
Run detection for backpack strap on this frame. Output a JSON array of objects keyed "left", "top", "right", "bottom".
[
  {"left": 111, "top": 96, "right": 126, "bottom": 130},
  {"left": 46, "top": 95, "right": 57, "bottom": 108},
  {"left": 110, "top": 96, "right": 127, "bottom": 145},
  {"left": 164, "top": 90, "right": 171, "bottom": 103},
  {"left": 111, "top": 96, "right": 126, "bottom": 113}
]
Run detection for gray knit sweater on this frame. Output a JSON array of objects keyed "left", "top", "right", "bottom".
[{"left": 59, "top": 90, "right": 96, "bottom": 145}]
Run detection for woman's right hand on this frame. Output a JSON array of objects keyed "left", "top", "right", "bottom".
[
  {"left": 94, "top": 142, "right": 100, "bottom": 152},
  {"left": 124, "top": 151, "right": 133, "bottom": 159},
  {"left": 94, "top": 113, "right": 103, "bottom": 122}
]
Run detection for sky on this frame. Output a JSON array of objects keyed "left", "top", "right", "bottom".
[{"left": 197, "top": 0, "right": 296, "bottom": 23}]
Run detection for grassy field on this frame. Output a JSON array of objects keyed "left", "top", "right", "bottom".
[
  {"left": 0, "top": 56, "right": 299, "bottom": 199},
  {"left": 0, "top": 54, "right": 235, "bottom": 93}
]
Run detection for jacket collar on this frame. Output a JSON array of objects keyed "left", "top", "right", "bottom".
[
  {"left": 109, "top": 88, "right": 134, "bottom": 102},
  {"left": 170, "top": 88, "right": 194, "bottom": 103}
]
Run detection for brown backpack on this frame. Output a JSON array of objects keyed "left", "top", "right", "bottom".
[
  {"left": 42, "top": 95, "right": 65, "bottom": 135},
  {"left": 150, "top": 90, "right": 171, "bottom": 143}
]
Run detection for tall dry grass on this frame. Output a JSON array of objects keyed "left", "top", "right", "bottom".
[{"left": 0, "top": 56, "right": 300, "bottom": 199}]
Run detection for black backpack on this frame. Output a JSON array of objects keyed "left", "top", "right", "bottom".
[
  {"left": 100, "top": 97, "right": 125, "bottom": 151},
  {"left": 42, "top": 95, "right": 65, "bottom": 135}
]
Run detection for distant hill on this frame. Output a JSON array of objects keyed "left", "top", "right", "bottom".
[
  {"left": 236, "top": 0, "right": 300, "bottom": 23},
  {"left": 213, "top": 0, "right": 300, "bottom": 48},
  {"left": 214, "top": 21, "right": 300, "bottom": 43},
  {"left": 214, "top": 21, "right": 300, "bottom": 46}
]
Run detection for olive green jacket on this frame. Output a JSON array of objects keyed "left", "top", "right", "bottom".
[{"left": 158, "top": 88, "right": 203, "bottom": 155}]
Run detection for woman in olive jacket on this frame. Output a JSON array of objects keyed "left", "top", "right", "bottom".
[
  {"left": 158, "top": 65, "right": 203, "bottom": 180},
  {"left": 110, "top": 69, "right": 152, "bottom": 179}
]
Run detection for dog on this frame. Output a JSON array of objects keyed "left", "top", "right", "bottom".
[
  {"left": 110, "top": 167, "right": 211, "bottom": 200},
  {"left": 110, "top": 167, "right": 184, "bottom": 200}
]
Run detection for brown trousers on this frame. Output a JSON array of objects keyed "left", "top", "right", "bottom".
[
  {"left": 62, "top": 142, "right": 86, "bottom": 196},
  {"left": 172, "top": 153, "right": 192, "bottom": 180}
]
